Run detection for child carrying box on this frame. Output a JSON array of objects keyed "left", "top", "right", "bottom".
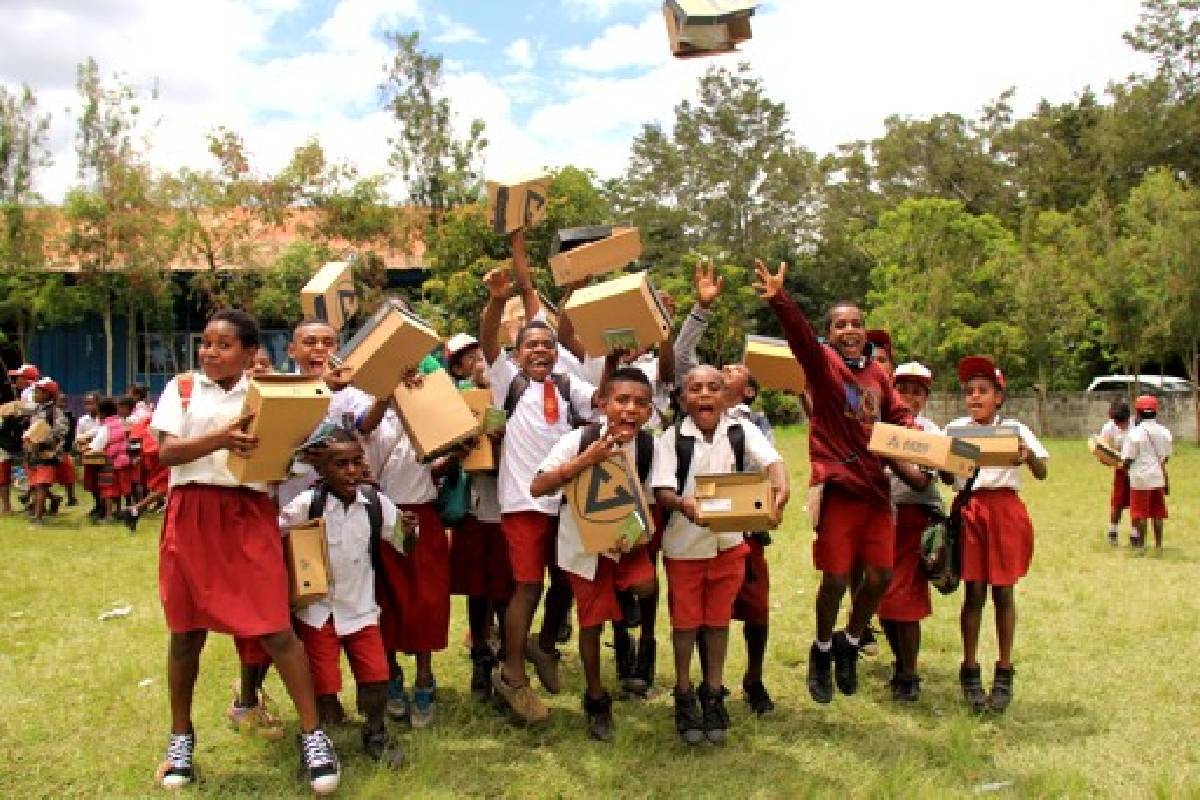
[{"left": 23, "top": 377, "right": 68, "bottom": 525}]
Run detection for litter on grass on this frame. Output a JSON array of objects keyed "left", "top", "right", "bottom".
[
  {"left": 99, "top": 604, "right": 132, "bottom": 621},
  {"left": 138, "top": 678, "right": 154, "bottom": 688},
  {"left": 974, "top": 781, "right": 1014, "bottom": 794}
]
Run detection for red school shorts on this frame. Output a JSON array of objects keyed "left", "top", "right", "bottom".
[
  {"left": 375, "top": 503, "right": 450, "bottom": 655},
  {"left": 664, "top": 541, "right": 749, "bottom": 631},
  {"left": 566, "top": 547, "right": 656, "bottom": 629},
  {"left": 501, "top": 510, "right": 557, "bottom": 585},
  {"left": 234, "top": 635, "right": 272, "bottom": 668},
  {"left": 27, "top": 464, "right": 58, "bottom": 487},
  {"left": 55, "top": 457, "right": 77, "bottom": 487},
  {"left": 1130, "top": 487, "right": 1168, "bottom": 522},
  {"left": 1111, "top": 468, "right": 1131, "bottom": 513},
  {"left": 731, "top": 537, "right": 770, "bottom": 626},
  {"left": 878, "top": 504, "right": 934, "bottom": 623},
  {"left": 450, "top": 515, "right": 515, "bottom": 603},
  {"left": 296, "top": 620, "right": 390, "bottom": 696},
  {"left": 0, "top": 459, "right": 11, "bottom": 486},
  {"left": 960, "top": 488, "right": 1034, "bottom": 588},
  {"left": 142, "top": 451, "right": 169, "bottom": 494},
  {"left": 814, "top": 484, "right": 896, "bottom": 576}
]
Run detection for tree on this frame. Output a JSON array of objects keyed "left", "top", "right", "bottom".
[{"left": 1125, "top": 0, "right": 1200, "bottom": 100}]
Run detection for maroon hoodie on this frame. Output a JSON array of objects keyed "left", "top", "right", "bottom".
[{"left": 767, "top": 290, "right": 912, "bottom": 509}]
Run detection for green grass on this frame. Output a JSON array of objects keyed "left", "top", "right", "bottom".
[{"left": 3, "top": 434, "right": 1199, "bottom": 798}]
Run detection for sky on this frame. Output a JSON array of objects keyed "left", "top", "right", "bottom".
[{"left": 1, "top": 0, "right": 1155, "bottom": 203}]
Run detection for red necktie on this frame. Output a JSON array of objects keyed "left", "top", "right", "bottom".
[{"left": 543, "top": 379, "right": 560, "bottom": 425}]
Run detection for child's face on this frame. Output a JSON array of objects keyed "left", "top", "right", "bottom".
[
  {"left": 964, "top": 377, "right": 1002, "bottom": 423},
  {"left": 56, "top": 394, "right": 68, "bottom": 409},
  {"left": 199, "top": 321, "right": 254, "bottom": 384},
  {"left": 515, "top": 327, "right": 557, "bottom": 381},
  {"left": 289, "top": 323, "right": 338, "bottom": 377},
  {"left": 117, "top": 402, "right": 134, "bottom": 418},
  {"left": 247, "top": 347, "right": 274, "bottom": 377},
  {"left": 451, "top": 346, "right": 481, "bottom": 380},
  {"left": 316, "top": 441, "right": 368, "bottom": 498},
  {"left": 683, "top": 366, "right": 726, "bottom": 433},
  {"left": 827, "top": 305, "right": 866, "bottom": 360},
  {"left": 720, "top": 364, "right": 750, "bottom": 406},
  {"left": 83, "top": 396, "right": 98, "bottom": 415},
  {"left": 872, "top": 349, "right": 894, "bottom": 378},
  {"left": 602, "top": 379, "right": 653, "bottom": 443},
  {"left": 33, "top": 387, "right": 50, "bottom": 405},
  {"left": 895, "top": 379, "right": 928, "bottom": 415}
]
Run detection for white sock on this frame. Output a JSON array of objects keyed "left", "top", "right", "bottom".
[
  {"left": 844, "top": 632, "right": 860, "bottom": 647},
  {"left": 1108, "top": 523, "right": 1117, "bottom": 534},
  {"left": 815, "top": 639, "right": 832, "bottom": 652}
]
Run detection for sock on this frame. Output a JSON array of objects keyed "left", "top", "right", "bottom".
[
  {"left": 815, "top": 639, "right": 832, "bottom": 652},
  {"left": 130, "top": 508, "right": 140, "bottom": 518},
  {"left": 844, "top": 632, "right": 860, "bottom": 647},
  {"left": 1108, "top": 523, "right": 1117, "bottom": 534}
]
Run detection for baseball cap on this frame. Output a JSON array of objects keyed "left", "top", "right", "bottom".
[
  {"left": 1135, "top": 394, "right": 1158, "bottom": 413},
  {"left": 8, "top": 363, "right": 39, "bottom": 380},
  {"left": 893, "top": 362, "right": 933, "bottom": 387}
]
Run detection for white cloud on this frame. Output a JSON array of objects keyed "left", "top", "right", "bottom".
[
  {"left": 561, "top": 0, "right": 658, "bottom": 22},
  {"left": 559, "top": 12, "right": 668, "bottom": 71},
  {"left": 432, "top": 14, "right": 486, "bottom": 45},
  {"left": 505, "top": 38, "right": 536, "bottom": 70}
]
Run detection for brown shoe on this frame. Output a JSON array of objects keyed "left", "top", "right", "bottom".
[
  {"left": 492, "top": 669, "right": 550, "bottom": 725},
  {"left": 523, "top": 636, "right": 562, "bottom": 695}
]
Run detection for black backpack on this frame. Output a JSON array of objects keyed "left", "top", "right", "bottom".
[
  {"left": 672, "top": 418, "right": 746, "bottom": 495},
  {"left": 307, "top": 483, "right": 386, "bottom": 574},
  {"left": 503, "top": 372, "right": 582, "bottom": 428},
  {"left": 576, "top": 422, "right": 654, "bottom": 486}
]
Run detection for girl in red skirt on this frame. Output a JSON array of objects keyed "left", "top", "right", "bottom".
[
  {"left": 150, "top": 310, "right": 340, "bottom": 794},
  {"left": 949, "top": 356, "right": 1048, "bottom": 715}
]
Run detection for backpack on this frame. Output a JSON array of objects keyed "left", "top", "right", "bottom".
[
  {"left": 673, "top": 418, "right": 746, "bottom": 495},
  {"left": 503, "top": 372, "right": 582, "bottom": 428},
  {"left": 577, "top": 422, "right": 654, "bottom": 486},
  {"left": 920, "top": 470, "right": 978, "bottom": 595},
  {"left": 308, "top": 482, "right": 386, "bottom": 574},
  {"left": 435, "top": 460, "right": 470, "bottom": 525}
]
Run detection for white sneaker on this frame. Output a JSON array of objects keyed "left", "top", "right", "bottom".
[
  {"left": 154, "top": 732, "right": 195, "bottom": 790},
  {"left": 299, "top": 729, "right": 340, "bottom": 795}
]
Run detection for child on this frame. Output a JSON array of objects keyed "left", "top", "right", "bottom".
[
  {"left": 1100, "top": 401, "right": 1133, "bottom": 546},
  {"left": 248, "top": 345, "right": 275, "bottom": 377},
  {"left": 150, "top": 309, "right": 340, "bottom": 793},
  {"left": 1122, "top": 395, "right": 1172, "bottom": 551},
  {"left": 281, "top": 426, "right": 406, "bottom": 768},
  {"left": 54, "top": 392, "right": 79, "bottom": 507},
  {"left": 117, "top": 402, "right": 170, "bottom": 532},
  {"left": 86, "top": 397, "right": 126, "bottom": 523},
  {"left": 76, "top": 392, "right": 104, "bottom": 520},
  {"left": 652, "top": 365, "right": 789, "bottom": 745},
  {"left": 116, "top": 396, "right": 140, "bottom": 508},
  {"left": 950, "top": 355, "right": 1048, "bottom": 714},
  {"left": 866, "top": 330, "right": 894, "bottom": 378},
  {"left": 22, "top": 377, "right": 68, "bottom": 525},
  {"left": 531, "top": 367, "right": 660, "bottom": 741},
  {"left": 129, "top": 382, "right": 154, "bottom": 423},
  {"left": 877, "top": 362, "right": 943, "bottom": 701},
  {"left": 9, "top": 362, "right": 39, "bottom": 403},
  {"left": 755, "top": 260, "right": 912, "bottom": 704}
]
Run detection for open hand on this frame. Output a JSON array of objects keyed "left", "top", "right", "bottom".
[
  {"left": 694, "top": 259, "right": 724, "bottom": 309},
  {"left": 483, "top": 267, "right": 513, "bottom": 300},
  {"left": 578, "top": 434, "right": 619, "bottom": 469},
  {"left": 752, "top": 259, "right": 788, "bottom": 301}
]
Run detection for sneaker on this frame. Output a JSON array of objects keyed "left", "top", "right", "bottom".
[
  {"left": 672, "top": 688, "right": 704, "bottom": 745},
  {"left": 411, "top": 680, "right": 436, "bottom": 729},
  {"left": 315, "top": 694, "right": 347, "bottom": 728},
  {"left": 1131, "top": 532, "right": 1146, "bottom": 551},
  {"left": 362, "top": 726, "right": 405, "bottom": 769},
  {"left": 583, "top": 691, "right": 614, "bottom": 742},
  {"left": 88, "top": 506, "right": 104, "bottom": 523},
  {"left": 632, "top": 638, "right": 656, "bottom": 695},
  {"left": 470, "top": 647, "right": 495, "bottom": 702},
  {"left": 226, "top": 686, "right": 285, "bottom": 741},
  {"left": 698, "top": 683, "right": 730, "bottom": 745},
  {"left": 989, "top": 664, "right": 1014, "bottom": 714},
  {"left": 959, "top": 663, "right": 987, "bottom": 713},
  {"left": 1107, "top": 530, "right": 1118, "bottom": 546},
  {"left": 121, "top": 508, "right": 140, "bottom": 532},
  {"left": 491, "top": 669, "right": 550, "bottom": 725},
  {"left": 154, "top": 732, "right": 195, "bottom": 790},
  {"left": 892, "top": 673, "right": 921, "bottom": 702},
  {"left": 524, "top": 636, "right": 562, "bottom": 695},
  {"left": 859, "top": 625, "right": 879, "bottom": 657},
  {"left": 386, "top": 677, "right": 411, "bottom": 724},
  {"left": 557, "top": 619, "right": 573, "bottom": 645},
  {"left": 298, "top": 729, "right": 340, "bottom": 795},
  {"left": 743, "top": 678, "right": 775, "bottom": 715},
  {"left": 832, "top": 631, "right": 859, "bottom": 696},
  {"left": 807, "top": 642, "right": 834, "bottom": 704}
]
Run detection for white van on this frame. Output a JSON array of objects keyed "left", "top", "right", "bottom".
[{"left": 1085, "top": 374, "right": 1193, "bottom": 396}]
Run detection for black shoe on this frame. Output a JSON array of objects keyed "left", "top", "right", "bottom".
[
  {"left": 88, "top": 506, "right": 104, "bottom": 522},
  {"left": 557, "top": 620, "right": 573, "bottom": 645},
  {"left": 888, "top": 661, "right": 900, "bottom": 691},
  {"left": 583, "top": 691, "right": 614, "bottom": 742},
  {"left": 892, "top": 673, "right": 921, "bottom": 702},
  {"left": 632, "top": 638, "right": 656, "bottom": 695},
  {"left": 1107, "top": 530, "right": 1118, "bottom": 546},
  {"left": 617, "top": 590, "right": 641, "bottom": 629},
  {"left": 120, "top": 508, "right": 140, "bottom": 532},
  {"left": 989, "top": 664, "right": 1014, "bottom": 714},
  {"left": 362, "top": 725, "right": 405, "bottom": 768},
  {"left": 613, "top": 625, "right": 646, "bottom": 697},
  {"left": 807, "top": 642, "right": 834, "bottom": 704},
  {"left": 470, "top": 646, "right": 495, "bottom": 702},
  {"left": 673, "top": 688, "right": 704, "bottom": 745},
  {"left": 743, "top": 678, "right": 775, "bottom": 715},
  {"left": 859, "top": 625, "right": 878, "bottom": 657},
  {"left": 48, "top": 495, "right": 62, "bottom": 516},
  {"left": 960, "top": 663, "right": 987, "bottom": 713},
  {"left": 698, "top": 683, "right": 730, "bottom": 744},
  {"left": 832, "top": 631, "right": 859, "bottom": 696},
  {"left": 299, "top": 729, "right": 340, "bottom": 795}
]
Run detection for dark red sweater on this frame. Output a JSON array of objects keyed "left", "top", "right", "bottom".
[{"left": 768, "top": 290, "right": 912, "bottom": 509}]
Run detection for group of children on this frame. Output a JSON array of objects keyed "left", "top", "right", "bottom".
[{"left": 1099, "top": 396, "right": 1173, "bottom": 550}]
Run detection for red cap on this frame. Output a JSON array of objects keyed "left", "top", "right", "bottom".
[
  {"left": 957, "top": 355, "right": 1005, "bottom": 391},
  {"left": 8, "top": 363, "right": 39, "bottom": 380},
  {"left": 33, "top": 377, "right": 59, "bottom": 398},
  {"left": 866, "top": 329, "right": 893, "bottom": 359},
  {"left": 1135, "top": 394, "right": 1158, "bottom": 413}
]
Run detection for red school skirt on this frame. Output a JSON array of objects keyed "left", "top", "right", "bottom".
[
  {"left": 55, "top": 457, "right": 77, "bottom": 487},
  {"left": 376, "top": 503, "right": 451, "bottom": 655},
  {"left": 159, "top": 484, "right": 291, "bottom": 636},
  {"left": 960, "top": 489, "right": 1034, "bottom": 588},
  {"left": 878, "top": 504, "right": 933, "bottom": 623},
  {"left": 142, "top": 451, "right": 169, "bottom": 494},
  {"left": 450, "top": 515, "right": 514, "bottom": 603}
]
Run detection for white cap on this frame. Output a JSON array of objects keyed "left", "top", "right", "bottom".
[
  {"left": 893, "top": 362, "right": 933, "bottom": 385},
  {"left": 445, "top": 333, "right": 479, "bottom": 357}
]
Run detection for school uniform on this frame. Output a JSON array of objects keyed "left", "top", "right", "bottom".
[
  {"left": 558, "top": 349, "right": 671, "bottom": 430},
  {"left": 280, "top": 488, "right": 398, "bottom": 696},
  {"left": 54, "top": 407, "right": 78, "bottom": 487},
  {"left": 25, "top": 401, "right": 68, "bottom": 487},
  {"left": 1122, "top": 419, "right": 1172, "bottom": 522},
  {"left": 277, "top": 385, "right": 377, "bottom": 507},
  {"left": 130, "top": 417, "right": 169, "bottom": 494},
  {"left": 151, "top": 373, "right": 290, "bottom": 637},
  {"left": 948, "top": 416, "right": 1047, "bottom": 587},
  {"left": 486, "top": 352, "right": 597, "bottom": 585},
  {"left": 722, "top": 407, "right": 778, "bottom": 628},
  {"left": 77, "top": 413, "right": 101, "bottom": 493},
  {"left": 651, "top": 417, "right": 782, "bottom": 631},
  {"left": 1100, "top": 420, "right": 1131, "bottom": 513},
  {"left": 91, "top": 416, "right": 132, "bottom": 500},
  {"left": 450, "top": 473, "right": 514, "bottom": 603}
]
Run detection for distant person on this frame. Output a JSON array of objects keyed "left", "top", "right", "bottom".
[
  {"left": 1098, "top": 401, "right": 1132, "bottom": 546},
  {"left": 1121, "top": 395, "right": 1172, "bottom": 551}
]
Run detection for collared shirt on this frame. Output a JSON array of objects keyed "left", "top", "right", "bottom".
[
  {"left": 280, "top": 488, "right": 399, "bottom": 636},
  {"left": 1099, "top": 420, "right": 1128, "bottom": 453},
  {"left": 651, "top": 416, "right": 783, "bottom": 560},
  {"left": 947, "top": 415, "right": 1048, "bottom": 492},
  {"left": 150, "top": 373, "right": 268, "bottom": 492},
  {"left": 889, "top": 415, "right": 945, "bottom": 510},
  {"left": 1122, "top": 420, "right": 1172, "bottom": 490},
  {"left": 76, "top": 414, "right": 100, "bottom": 443},
  {"left": 367, "top": 409, "right": 437, "bottom": 505}
]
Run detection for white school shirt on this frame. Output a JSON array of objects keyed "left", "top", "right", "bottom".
[
  {"left": 487, "top": 352, "right": 597, "bottom": 515},
  {"left": 88, "top": 424, "right": 109, "bottom": 452},
  {"left": 20, "top": 386, "right": 34, "bottom": 403},
  {"left": 947, "top": 416, "right": 1048, "bottom": 492},
  {"left": 650, "top": 416, "right": 783, "bottom": 560},
  {"left": 277, "top": 384, "right": 378, "bottom": 507},
  {"left": 1121, "top": 420, "right": 1172, "bottom": 490},
  {"left": 367, "top": 409, "right": 437, "bottom": 505},
  {"left": 471, "top": 473, "right": 502, "bottom": 523},
  {"left": 1099, "top": 419, "right": 1128, "bottom": 453},
  {"left": 151, "top": 373, "right": 268, "bottom": 492},
  {"left": 76, "top": 414, "right": 100, "bottom": 442},
  {"left": 280, "top": 488, "right": 399, "bottom": 636},
  {"left": 539, "top": 424, "right": 654, "bottom": 580}
]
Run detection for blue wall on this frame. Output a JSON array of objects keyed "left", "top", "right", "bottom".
[{"left": 28, "top": 315, "right": 131, "bottom": 399}]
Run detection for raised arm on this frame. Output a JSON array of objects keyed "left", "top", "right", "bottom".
[
  {"left": 657, "top": 290, "right": 677, "bottom": 385},
  {"left": 554, "top": 284, "right": 589, "bottom": 363},
  {"left": 480, "top": 267, "right": 512, "bottom": 365},
  {"left": 674, "top": 260, "right": 722, "bottom": 382},
  {"left": 753, "top": 259, "right": 837, "bottom": 397},
  {"left": 510, "top": 228, "right": 541, "bottom": 323}
]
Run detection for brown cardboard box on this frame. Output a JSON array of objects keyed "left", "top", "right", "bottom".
[
  {"left": 301, "top": 261, "right": 357, "bottom": 331},
  {"left": 336, "top": 299, "right": 441, "bottom": 399},
  {"left": 743, "top": 335, "right": 806, "bottom": 394},
  {"left": 549, "top": 227, "right": 641, "bottom": 286},
  {"left": 664, "top": 0, "right": 756, "bottom": 59},
  {"left": 285, "top": 519, "right": 330, "bottom": 608},
  {"left": 944, "top": 424, "right": 1022, "bottom": 468},
  {"left": 1088, "top": 436, "right": 1121, "bottom": 468},
  {"left": 0, "top": 400, "right": 34, "bottom": 418},
  {"left": 394, "top": 370, "right": 482, "bottom": 462},
  {"left": 226, "top": 376, "right": 332, "bottom": 483},
  {"left": 82, "top": 451, "right": 108, "bottom": 466},
  {"left": 562, "top": 271, "right": 670, "bottom": 356},
  {"left": 25, "top": 418, "right": 52, "bottom": 445},
  {"left": 868, "top": 422, "right": 980, "bottom": 479},
  {"left": 565, "top": 450, "right": 653, "bottom": 554},
  {"left": 486, "top": 175, "right": 550, "bottom": 234},
  {"left": 694, "top": 471, "right": 777, "bottom": 533},
  {"left": 460, "top": 388, "right": 499, "bottom": 472}
]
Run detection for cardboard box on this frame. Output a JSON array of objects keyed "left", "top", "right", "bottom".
[
  {"left": 82, "top": 451, "right": 108, "bottom": 466},
  {"left": 1088, "top": 436, "right": 1122, "bottom": 468},
  {"left": 394, "top": 370, "right": 482, "bottom": 463},
  {"left": 549, "top": 226, "right": 641, "bottom": 286},
  {"left": 285, "top": 519, "right": 330, "bottom": 608},
  {"left": 301, "top": 261, "right": 357, "bottom": 331},
  {"left": 226, "top": 376, "right": 332, "bottom": 483},
  {"left": 486, "top": 175, "right": 550, "bottom": 235},
  {"left": 743, "top": 335, "right": 807, "bottom": 394},
  {"left": 460, "top": 388, "right": 500, "bottom": 473},
  {"left": 693, "top": 471, "right": 777, "bottom": 533},
  {"left": 868, "top": 423, "right": 980, "bottom": 479},
  {"left": 944, "top": 424, "right": 1022, "bottom": 468},
  {"left": 565, "top": 450, "right": 653, "bottom": 554},
  {"left": 25, "top": 419, "right": 52, "bottom": 445},
  {"left": 550, "top": 225, "right": 612, "bottom": 256},
  {"left": 336, "top": 299, "right": 441, "bottom": 399},
  {"left": 563, "top": 271, "right": 670, "bottom": 356},
  {"left": 664, "top": 0, "right": 756, "bottom": 59},
  {"left": 0, "top": 400, "right": 34, "bottom": 418}
]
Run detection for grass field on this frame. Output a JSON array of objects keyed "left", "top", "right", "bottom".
[{"left": 3, "top": 433, "right": 1199, "bottom": 798}]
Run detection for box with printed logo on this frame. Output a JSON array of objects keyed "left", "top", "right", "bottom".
[
  {"left": 549, "top": 227, "right": 642, "bottom": 286},
  {"left": 300, "top": 261, "right": 357, "bottom": 332},
  {"left": 743, "top": 334, "right": 807, "bottom": 394},
  {"left": 394, "top": 370, "right": 482, "bottom": 463},
  {"left": 285, "top": 518, "right": 331, "bottom": 608},
  {"left": 566, "top": 450, "right": 653, "bottom": 554},
  {"left": 336, "top": 299, "right": 441, "bottom": 400},
  {"left": 694, "top": 471, "right": 777, "bottom": 533},
  {"left": 562, "top": 271, "right": 669, "bottom": 356},
  {"left": 226, "top": 375, "right": 332, "bottom": 483},
  {"left": 868, "top": 423, "right": 980, "bottom": 478},
  {"left": 944, "top": 423, "right": 1022, "bottom": 468},
  {"left": 486, "top": 175, "right": 550, "bottom": 235}
]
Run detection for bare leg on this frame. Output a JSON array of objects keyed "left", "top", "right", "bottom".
[
  {"left": 847, "top": 565, "right": 892, "bottom": 638},
  {"left": 502, "top": 582, "right": 541, "bottom": 684},
  {"left": 414, "top": 652, "right": 433, "bottom": 688},
  {"left": 815, "top": 573, "right": 848, "bottom": 642},
  {"left": 168, "top": 631, "right": 208, "bottom": 734},
  {"left": 896, "top": 622, "right": 921, "bottom": 675},
  {"left": 743, "top": 623, "right": 768, "bottom": 684},
  {"left": 672, "top": 629, "right": 698, "bottom": 693},
  {"left": 1152, "top": 519, "right": 1164, "bottom": 549},
  {"left": 238, "top": 663, "right": 269, "bottom": 707},
  {"left": 700, "top": 626, "right": 729, "bottom": 693},
  {"left": 579, "top": 624, "right": 604, "bottom": 698},
  {"left": 960, "top": 581, "right": 988, "bottom": 668},
  {"left": 992, "top": 586, "right": 1016, "bottom": 668},
  {"left": 537, "top": 566, "right": 571, "bottom": 653}
]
